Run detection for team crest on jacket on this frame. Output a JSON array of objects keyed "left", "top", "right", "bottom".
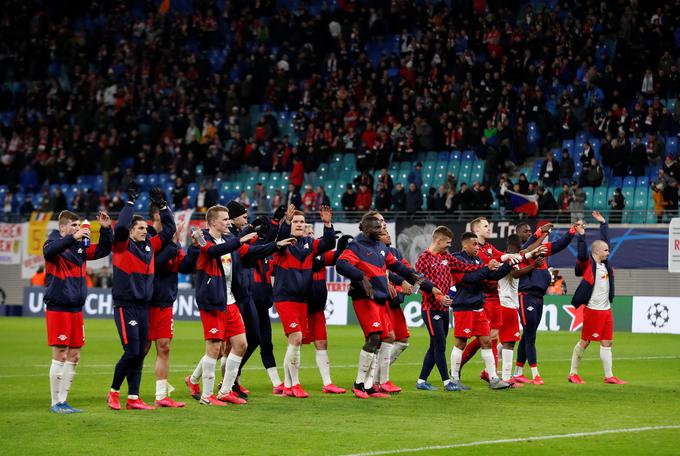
[
  {"left": 129, "top": 320, "right": 138, "bottom": 326},
  {"left": 380, "top": 250, "right": 385, "bottom": 256},
  {"left": 77, "top": 248, "right": 83, "bottom": 253},
  {"left": 487, "top": 249, "right": 492, "bottom": 255},
  {"left": 145, "top": 245, "right": 151, "bottom": 252},
  {"left": 304, "top": 243, "right": 309, "bottom": 249},
  {"left": 433, "top": 315, "right": 441, "bottom": 320}
]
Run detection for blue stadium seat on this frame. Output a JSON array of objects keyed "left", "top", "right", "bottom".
[
  {"left": 437, "top": 151, "right": 450, "bottom": 162},
  {"left": 450, "top": 151, "right": 462, "bottom": 162},
  {"left": 462, "top": 150, "right": 475, "bottom": 161},
  {"left": 137, "top": 175, "right": 148, "bottom": 190},
  {"left": 667, "top": 136, "right": 678, "bottom": 157},
  {"left": 636, "top": 176, "right": 649, "bottom": 188},
  {"left": 608, "top": 177, "right": 622, "bottom": 188},
  {"left": 623, "top": 176, "right": 636, "bottom": 187}
]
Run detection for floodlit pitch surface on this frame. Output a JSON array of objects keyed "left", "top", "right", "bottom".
[{"left": 0, "top": 318, "right": 678, "bottom": 455}]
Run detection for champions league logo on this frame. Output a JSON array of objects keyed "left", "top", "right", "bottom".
[
  {"left": 647, "top": 303, "right": 670, "bottom": 328},
  {"left": 324, "top": 298, "right": 335, "bottom": 320}
]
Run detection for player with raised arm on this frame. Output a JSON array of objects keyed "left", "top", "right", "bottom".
[
  {"left": 336, "top": 214, "right": 444, "bottom": 398},
  {"left": 497, "top": 235, "right": 546, "bottom": 384},
  {"left": 449, "top": 232, "right": 513, "bottom": 390},
  {"left": 272, "top": 205, "right": 336, "bottom": 398},
  {"left": 108, "top": 185, "right": 175, "bottom": 411},
  {"left": 414, "top": 226, "right": 485, "bottom": 391},
  {"left": 511, "top": 221, "right": 578, "bottom": 385},
  {"left": 305, "top": 230, "right": 353, "bottom": 394},
  {"left": 459, "top": 217, "right": 523, "bottom": 382},
  {"left": 44, "top": 210, "right": 112, "bottom": 413},
  {"left": 568, "top": 211, "right": 627, "bottom": 385}
]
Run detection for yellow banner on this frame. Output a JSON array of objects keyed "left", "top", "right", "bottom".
[{"left": 27, "top": 212, "right": 52, "bottom": 256}]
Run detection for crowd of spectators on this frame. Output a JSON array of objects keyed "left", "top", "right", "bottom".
[{"left": 1, "top": 0, "right": 680, "bottom": 219}]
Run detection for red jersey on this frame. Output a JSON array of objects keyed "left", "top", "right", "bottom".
[
  {"left": 415, "top": 249, "right": 484, "bottom": 311},
  {"left": 477, "top": 241, "right": 505, "bottom": 296}
]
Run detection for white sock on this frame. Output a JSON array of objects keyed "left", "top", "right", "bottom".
[
  {"left": 201, "top": 355, "right": 217, "bottom": 399},
  {"left": 377, "top": 343, "right": 393, "bottom": 384},
  {"left": 267, "top": 367, "right": 282, "bottom": 386},
  {"left": 315, "top": 350, "right": 332, "bottom": 386},
  {"left": 600, "top": 346, "right": 613, "bottom": 378},
  {"left": 128, "top": 394, "right": 139, "bottom": 400},
  {"left": 570, "top": 343, "right": 586, "bottom": 375},
  {"left": 155, "top": 379, "right": 168, "bottom": 401},
  {"left": 514, "top": 364, "right": 524, "bottom": 377},
  {"left": 390, "top": 341, "right": 409, "bottom": 364},
  {"left": 417, "top": 378, "right": 426, "bottom": 384},
  {"left": 49, "top": 360, "right": 64, "bottom": 406},
  {"left": 284, "top": 357, "right": 292, "bottom": 388},
  {"left": 443, "top": 378, "right": 452, "bottom": 386},
  {"left": 502, "top": 349, "right": 514, "bottom": 381},
  {"left": 190, "top": 356, "right": 204, "bottom": 384},
  {"left": 450, "top": 347, "right": 463, "bottom": 381},
  {"left": 219, "top": 353, "right": 243, "bottom": 395},
  {"left": 364, "top": 354, "right": 378, "bottom": 389},
  {"left": 530, "top": 365, "right": 540, "bottom": 378},
  {"left": 58, "top": 361, "right": 77, "bottom": 404},
  {"left": 355, "top": 350, "right": 375, "bottom": 385},
  {"left": 481, "top": 348, "right": 498, "bottom": 380},
  {"left": 285, "top": 344, "right": 301, "bottom": 386},
  {"left": 497, "top": 344, "right": 504, "bottom": 370},
  {"left": 220, "top": 356, "right": 227, "bottom": 379}
]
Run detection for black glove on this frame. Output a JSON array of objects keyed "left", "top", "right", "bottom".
[
  {"left": 336, "top": 234, "right": 354, "bottom": 254},
  {"left": 149, "top": 186, "right": 167, "bottom": 209},
  {"left": 127, "top": 181, "right": 140, "bottom": 204},
  {"left": 252, "top": 215, "right": 269, "bottom": 229},
  {"left": 272, "top": 205, "right": 286, "bottom": 223}
]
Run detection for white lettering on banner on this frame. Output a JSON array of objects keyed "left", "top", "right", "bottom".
[
  {"left": 538, "top": 304, "right": 560, "bottom": 331},
  {"left": 175, "top": 294, "right": 199, "bottom": 318},
  {"left": 463, "top": 221, "right": 516, "bottom": 240},
  {"left": 404, "top": 301, "right": 423, "bottom": 327},
  {"left": 632, "top": 296, "right": 680, "bottom": 334},
  {"left": 0, "top": 223, "right": 22, "bottom": 265},
  {"left": 28, "top": 291, "right": 44, "bottom": 313}
]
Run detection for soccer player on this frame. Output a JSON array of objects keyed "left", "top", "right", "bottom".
[
  {"left": 185, "top": 205, "right": 294, "bottom": 406},
  {"left": 568, "top": 211, "right": 627, "bottom": 385},
  {"left": 305, "top": 232, "right": 353, "bottom": 394},
  {"left": 44, "top": 210, "right": 112, "bottom": 413},
  {"left": 459, "top": 217, "right": 523, "bottom": 381},
  {"left": 497, "top": 235, "right": 546, "bottom": 384},
  {"left": 108, "top": 185, "right": 175, "bottom": 411},
  {"left": 272, "top": 204, "right": 336, "bottom": 398},
  {"left": 145, "top": 205, "right": 195, "bottom": 408},
  {"left": 336, "top": 214, "right": 444, "bottom": 398},
  {"left": 414, "top": 226, "right": 486, "bottom": 391},
  {"left": 449, "top": 232, "right": 513, "bottom": 390},
  {"left": 512, "top": 221, "right": 578, "bottom": 384}
]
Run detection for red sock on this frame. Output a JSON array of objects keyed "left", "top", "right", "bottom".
[
  {"left": 491, "top": 338, "right": 499, "bottom": 366},
  {"left": 460, "top": 338, "right": 481, "bottom": 368}
]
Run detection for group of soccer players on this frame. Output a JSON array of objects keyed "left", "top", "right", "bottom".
[{"left": 42, "top": 181, "right": 626, "bottom": 413}]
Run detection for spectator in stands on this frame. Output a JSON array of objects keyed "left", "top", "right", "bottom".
[
  {"left": 559, "top": 149, "right": 575, "bottom": 186},
  {"left": 579, "top": 143, "right": 596, "bottom": 174},
  {"left": 557, "top": 184, "right": 571, "bottom": 223},
  {"left": 646, "top": 134, "right": 664, "bottom": 167},
  {"left": 608, "top": 188, "right": 625, "bottom": 224},
  {"left": 630, "top": 138, "right": 648, "bottom": 177},
  {"left": 612, "top": 132, "right": 631, "bottom": 178},
  {"left": 285, "top": 183, "right": 302, "bottom": 209},
  {"left": 3, "top": 192, "right": 12, "bottom": 214},
  {"left": 237, "top": 191, "right": 250, "bottom": 209},
  {"left": 376, "top": 169, "right": 393, "bottom": 193},
  {"left": 584, "top": 158, "right": 604, "bottom": 188},
  {"left": 172, "top": 177, "right": 188, "bottom": 209},
  {"left": 96, "top": 266, "right": 112, "bottom": 288},
  {"left": 271, "top": 190, "right": 283, "bottom": 209},
  {"left": 459, "top": 183, "right": 475, "bottom": 211},
  {"left": 392, "top": 183, "right": 406, "bottom": 211},
  {"left": 446, "top": 172, "right": 457, "bottom": 192},
  {"left": 540, "top": 152, "right": 560, "bottom": 188},
  {"left": 72, "top": 191, "right": 85, "bottom": 212},
  {"left": 653, "top": 183, "right": 668, "bottom": 223},
  {"left": 445, "top": 188, "right": 460, "bottom": 214},
  {"left": 313, "top": 186, "right": 331, "bottom": 210},
  {"left": 426, "top": 187, "right": 437, "bottom": 211},
  {"left": 569, "top": 181, "right": 586, "bottom": 222},
  {"left": 355, "top": 183, "right": 372, "bottom": 211},
  {"left": 477, "top": 183, "right": 494, "bottom": 215},
  {"left": 301, "top": 184, "right": 317, "bottom": 213},
  {"left": 353, "top": 171, "right": 374, "bottom": 191},
  {"left": 407, "top": 162, "right": 423, "bottom": 190},
  {"left": 374, "top": 183, "right": 391, "bottom": 212},
  {"left": 108, "top": 191, "right": 125, "bottom": 212},
  {"left": 433, "top": 185, "right": 448, "bottom": 211},
  {"left": 251, "top": 183, "right": 271, "bottom": 215},
  {"left": 547, "top": 269, "right": 566, "bottom": 295},
  {"left": 537, "top": 186, "right": 558, "bottom": 216},
  {"left": 20, "top": 165, "right": 39, "bottom": 193},
  {"left": 19, "top": 195, "right": 35, "bottom": 216},
  {"left": 290, "top": 156, "right": 304, "bottom": 191},
  {"left": 405, "top": 183, "right": 423, "bottom": 215},
  {"left": 31, "top": 266, "right": 46, "bottom": 286},
  {"left": 663, "top": 156, "right": 680, "bottom": 182},
  {"left": 517, "top": 173, "right": 530, "bottom": 194},
  {"left": 341, "top": 184, "right": 357, "bottom": 211},
  {"left": 51, "top": 188, "right": 68, "bottom": 212}
]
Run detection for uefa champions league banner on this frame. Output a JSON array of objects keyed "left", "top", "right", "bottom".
[{"left": 395, "top": 220, "right": 669, "bottom": 269}]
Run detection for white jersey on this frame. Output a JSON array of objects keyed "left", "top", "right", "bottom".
[
  {"left": 214, "top": 237, "right": 236, "bottom": 305},
  {"left": 499, "top": 265, "right": 520, "bottom": 309},
  {"left": 587, "top": 262, "right": 610, "bottom": 310}
]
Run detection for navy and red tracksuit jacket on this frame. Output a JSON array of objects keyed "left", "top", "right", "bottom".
[
  {"left": 450, "top": 251, "right": 511, "bottom": 312},
  {"left": 477, "top": 241, "right": 506, "bottom": 299},
  {"left": 336, "top": 233, "right": 434, "bottom": 304},
  {"left": 571, "top": 222, "right": 615, "bottom": 308},
  {"left": 43, "top": 226, "right": 113, "bottom": 312},
  {"left": 387, "top": 246, "right": 411, "bottom": 309},
  {"left": 308, "top": 238, "right": 352, "bottom": 313},
  {"left": 251, "top": 220, "right": 282, "bottom": 310},
  {"left": 112, "top": 203, "right": 175, "bottom": 307},
  {"left": 415, "top": 248, "right": 485, "bottom": 311},
  {"left": 147, "top": 226, "right": 198, "bottom": 308},
  {"left": 518, "top": 227, "right": 575, "bottom": 296},
  {"left": 194, "top": 229, "right": 280, "bottom": 311},
  {"left": 272, "top": 222, "right": 336, "bottom": 303}
]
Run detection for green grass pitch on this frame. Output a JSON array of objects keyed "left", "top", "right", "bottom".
[{"left": 0, "top": 318, "right": 679, "bottom": 455}]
